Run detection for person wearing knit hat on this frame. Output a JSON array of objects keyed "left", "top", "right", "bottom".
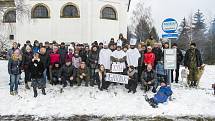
[{"left": 184, "top": 42, "right": 203, "bottom": 87}]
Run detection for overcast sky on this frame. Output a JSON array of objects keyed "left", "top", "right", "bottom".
[{"left": 129, "top": 0, "right": 215, "bottom": 37}]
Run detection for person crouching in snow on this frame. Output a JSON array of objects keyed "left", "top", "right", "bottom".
[
  {"left": 94, "top": 64, "right": 107, "bottom": 90},
  {"left": 127, "top": 65, "right": 138, "bottom": 94},
  {"left": 77, "top": 62, "right": 90, "bottom": 86},
  {"left": 58, "top": 60, "right": 76, "bottom": 87},
  {"left": 29, "top": 53, "right": 46, "bottom": 97},
  {"left": 141, "top": 64, "right": 157, "bottom": 93},
  {"left": 50, "top": 62, "right": 61, "bottom": 85},
  {"left": 145, "top": 80, "right": 173, "bottom": 108},
  {"left": 8, "top": 49, "right": 22, "bottom": 95}
]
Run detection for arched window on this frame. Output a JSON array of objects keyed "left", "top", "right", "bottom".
[
  {"left": 61, "top": 4, "right": 79, "bottom": 18},
  {"left": 3, "top": 9, "right": 16, "bottom": 23},
  {"left": 101, "top": 6, "right": 117, "bottom": 20},
  {"left": 32, "top": 4, "right": 50, "bottom": 18}
]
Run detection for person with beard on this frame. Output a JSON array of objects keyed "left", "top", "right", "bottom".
[
  {"left": 22, "top": 45, "right": 33, "bottom": 89},
  {"left": 77, "top": 62, "right": 90, "bottom": 86},
  {"left": 88, "top": 45, "right": 99, "bottom": 86},
  {"left": 184, "top": 43, "right": 203, "bottom": 87},
  {"left": 29, "top": 53, "right": 45, "bottom": 97},
  {"left": 59, "top": 42, "right": 68, "bottom": 65},
  {"left": 145, "top": 35, "right": 157, "bottom": 48},
  {"left": 127, "top": 65, "right": 138, "bottom": 94},
  {"left": 171, "top": 43, "right": 183, "bottom": 83}
]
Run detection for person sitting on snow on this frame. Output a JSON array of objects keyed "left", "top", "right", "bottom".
[{"left": 145, "top": 79, "right": 173, "bottom": 108}]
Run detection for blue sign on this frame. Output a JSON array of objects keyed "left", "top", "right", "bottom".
[
  {"left": 162, "top": 33, "right": 178, "bottom": 39},
  {"left": 162, "top": 18, "right": 178, "bottom": 33}
]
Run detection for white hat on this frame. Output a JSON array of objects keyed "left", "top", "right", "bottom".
[
  {"left": 103, "top": 40, "right": 109, "bottom": 46},
  {"left": 130, "top": 38, "right": 137, "bottom": 45},
  {"left": 117, "top": 40, "right": 122, "bottom": 47}
]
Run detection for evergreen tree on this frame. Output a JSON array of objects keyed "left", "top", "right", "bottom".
[
  {"left": 135, "top": 16, "right": 151, "bottom": 42},
  {"left": 150, "top": 26, "right": 159, "bottom": 41},
  {"left": 177, "top": 17, "right": 190, "bottom": 50}
]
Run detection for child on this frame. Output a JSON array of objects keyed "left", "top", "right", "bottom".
[
  {"left": 59, "top": 60, "right": 76, "bottom": 87},
  {"left": 77, "top": 62, "right": 90, "bottom": 86},
  {"left": 127, "top": 65, "right": 138, "bottom": 94},
  {"left": 50, "top": 62, "right": 61, "bottom": 85},
  {"left": 30, "top": 53, "right": 45, "bottom": 97},
  {"left": 8, "top": 49, "right": 22, "bottom": 95},
  {"left": 145, "top": 80, "right": 173, "bottom": 108}
]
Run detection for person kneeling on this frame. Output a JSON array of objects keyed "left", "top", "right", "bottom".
[
  {"left": 58, "top": 60, "right": 76, "bottom": 87},
  {"left": 94, "top": 65, "right": 108, "bottom": 90},
  {"left": 145, "top": 80, "right": 172, "bottom": 108},
  {"left": 77, "top": 62, "right": 90, "bottom": 86},
  {"left": 127, "top": 65, "right": 138, "bottom": 94},
  {"left": 30, "top": 53, "right": 46, "bottom": 98},
  {"left": 141, "top": 64, "right": 157, "bottom": 93},
  {"left": 50, "top": 62, "right": 61, "bottom": 85}
]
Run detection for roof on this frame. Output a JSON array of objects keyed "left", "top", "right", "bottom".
[{"left": 0, "top": 0, "right": 15, "bottom": 7}]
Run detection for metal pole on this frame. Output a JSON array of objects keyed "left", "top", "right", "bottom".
[{"left": 168, "top": 38, "right": 172, "bottom": 101}]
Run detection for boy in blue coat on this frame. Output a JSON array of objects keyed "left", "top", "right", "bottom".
[{"left": 145, "top": 79, "right": 173, "bottom": 108}]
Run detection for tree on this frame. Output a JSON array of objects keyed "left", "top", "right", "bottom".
[
  {"left": 177, "top": 17, "right": 190, "bottom": 50},
  {"left": 150, "top": 26, "right": 159, "bottom": 41},
  {"left": 135, "top": 16, "right": 151, "bottom": 42}
]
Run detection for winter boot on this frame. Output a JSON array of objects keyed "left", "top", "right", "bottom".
[
  {"left": 42, "top": 88, "right": 46, "bottom": 95},
  {"left": 33, "top": 88, "right": 38, "bottom": 98},
  {"left": 25, "top": 83, "right": 30, "bottom": 90},
  {"left": 10, "top": 91, "right": 14, "bottom": 96}
]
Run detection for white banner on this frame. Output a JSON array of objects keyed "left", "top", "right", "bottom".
[
  {"left": 105, "top": 73, "right": 129, "bottom": 84},
  {"left": 111, "top": 63, "right": 124, "bottom": 72}
]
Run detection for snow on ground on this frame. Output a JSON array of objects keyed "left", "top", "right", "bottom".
[{"left": 0, "top": 60, "right": 215, "bottom": 118}]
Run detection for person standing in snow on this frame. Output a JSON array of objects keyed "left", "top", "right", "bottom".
[
  {"left": 184, "top": 43, "right": 203, "bottom": 87},
  {"left": 145, "top": 79, "right": 172, "bottom": 108},
  {"left": 22, "top": 45, "right": 33, "bottom": 89},
  {"left": 7, "top": 42, "right": 20, "bottom": 59},
  {"left": 8, "top": 49, "right": 22, "bottom": 95},
  {"left": 110, "top": 40, "right": 127, "bottom": 75},
  {"left": 29, "top": 53, "right": 46, "bottom": 97},
  {"left": 144, "top": 46, "right": 156, "bottom": 68},
  {"left": 98, "top": 41, "right": 112, "bottom": 72},
  {"left": 59, "top": 42, "right": 68, "bottom": 65},
  {"left": 126, "top": 38, "right": 141, "bottom": 69}
]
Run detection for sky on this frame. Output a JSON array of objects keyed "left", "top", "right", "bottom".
[{"left": 129, "top": 0, "right": 215, "bottom": 37}]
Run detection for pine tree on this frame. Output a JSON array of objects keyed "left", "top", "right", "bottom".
[
  {"left": 150, "top": 26, "right": 159, "bottom": 41},
  {"left": 177, "top": 17, "right": 190, "bottom": 50},
  {"left": 135, "top": 16, "right": 151, "bottom": 42}
]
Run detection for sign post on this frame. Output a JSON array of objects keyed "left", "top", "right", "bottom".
[{"left": 162, "top": 18, "right": 178, "bottom": 100}]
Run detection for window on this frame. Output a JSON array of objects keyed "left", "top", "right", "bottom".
[
  {"left": 3, "top": 10, "right": 16, "bottom": 23},
  {"left": 101, "top": 7, "right": 117, "bottom": 20},
  {"left": 32, "top": 4, "right": 50, "bottom": 18},
  {"left": 61, "top": 4, "right": 79, "bottom": 18}
]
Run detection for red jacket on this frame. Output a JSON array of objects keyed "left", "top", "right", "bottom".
[
  {"left": 50, "top": 53, "right": 60, "bottom": 65},
  {"left": 66, "top": 52, "right": 74, "bottom": 62},
  {"left": 144, "top": 52, "right": 155, "bottom": 66}
]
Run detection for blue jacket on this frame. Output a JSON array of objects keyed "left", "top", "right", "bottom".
[{"left": 153, "top": 86, "right": 172, "bottom": 104}]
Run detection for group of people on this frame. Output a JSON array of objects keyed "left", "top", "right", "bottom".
[{"left": 7, "top": 33, "right": 204, "bottom": 107}]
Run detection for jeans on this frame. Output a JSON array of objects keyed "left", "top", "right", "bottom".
[{"left": 10, "top": 74, "right": 20, "bottom": 92}]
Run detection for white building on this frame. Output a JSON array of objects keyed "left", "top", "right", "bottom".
[{"left": 0, "top": 0, "right": 129, "bottom": 45}]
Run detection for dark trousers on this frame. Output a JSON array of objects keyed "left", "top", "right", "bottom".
[
  {"left": 24, "top": 70, "right": 31, "bottom": 84},
  {"left": 128, "top": 79, "right": 137, "bottom": 92},
  {"left": 61, "top": 77, "right": 73, "bottom": 87},
  {"left": 171, "top": 64, "right": 180, "bottom": 83}
]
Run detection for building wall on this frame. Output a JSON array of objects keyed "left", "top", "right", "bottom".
[{"left": 12, "top": 0, "right": 129, "bottom": 44}]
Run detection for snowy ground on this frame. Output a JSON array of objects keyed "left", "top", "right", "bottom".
[{"left": 0, "top": 60, "right": 215, "bottom": 119}]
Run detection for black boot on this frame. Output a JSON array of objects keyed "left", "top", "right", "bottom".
[
  {"left": 33, "top": 87, "right": 38, "bottom": 98},
  {"left": 42, "top": 88, "right": 46, "bottom": 95}
]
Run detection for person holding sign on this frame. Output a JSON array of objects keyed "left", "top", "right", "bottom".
[
  {"left": 127, "top": 65, "right": 138, "bottom": 94},
  {"left": 110, "top": 40, "right": 127, "bottom": 74},
  {"left": 126, "top": 38, "right": 141, "bottom": 68},
  {"left": 141, "top": 64, "right": 157, "bottom": 93}
]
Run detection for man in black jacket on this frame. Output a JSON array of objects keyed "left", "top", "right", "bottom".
[
  {"left": 171, "top": 43, "right": 183, "bottom": 83},
  {"left": 39, "top": 47, "right": 50, "bottom": 83},
  {"left": 184, "top": 43, "right": 203, "bottom": 87}
]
